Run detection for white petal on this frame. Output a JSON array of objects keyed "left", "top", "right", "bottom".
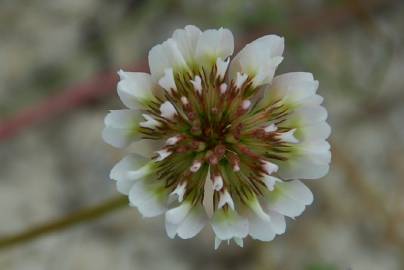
[
  {"left": 230, "top": 35, "right": 284, "bottom": 87},
  {"left": 172, "top": 25, "right": 202, "bottom": 65},
  {"left": 252, "top": 56, "right": 283, "bottom": 87},
  {"left": 263, "top": 175, "right": 280, "bottom": 191},
  {"left": 264, "top": 123, "right": 278, "bottom": 133},
  {"left": 158, "top": 68, "right": 177, "bottom": 93},
  {"left": 248, "top": 202, "right": 286, "bottom": 240},
  {"left": 265, "top": 180, "right": 313, "bottom": 218},
  {"left": 277, "top": 129, "right": 298, "bottom": 143},
  {"left": 264, "top": 72, "right": 319, "bottom": 106},
  {"left": 299, "top": 140, "right": 331, "bottom": 164},
  {"left": 110, "top": 154, "right": 148, "bottom": 181},
  {"left": 190, "top": 160, "right": 202, "bottom": 172},
  {"left": 166, "top": 135, "right": 181, "bottom": 145},
  {"left": 170, "top": 182, "right": 187, "bottom": 202},
  {"left": 247, "top": 196, "right": 271, "bottom": 222},
  {"left": 241, "top": 100, "right": 251, "bottom": 110},
  {"left": 160, "top": 101, "right": 177, "bottom": 119},
  {"left": 219, "top": 83, "right": 228, "bottom": 94},
  {"left": 128, "top": 180, "right": 167, "bottom": 218},
  {"left": 300, "top": 94, "right": 324, "bottom": 106},
  {"left": 211, "top": 209, "right": 249, "bottom": 241},
  {"left": 117, "top": 70, "right": 153, "bottom": 109},
  {"left": 155, "top": 149, "right": 172, "bottom": 161},
  {"left": 190, "top": 75, "right": 202, "bottom": 94},
  {"left": 140, "top": 114, "right": 160, "bottom": 129},
  {"left": 102, "top": 110, "right": 143, "bottom": 148},
  {"left": 148, "top": 39, "right": 189, "bottom": 80},
  {"left": 115, "top": 178, "right": 135, "bottom": 196},
  {"left": 127, "top": 139, "right": 157, "bottom": 158},
  {"left": 165, "top": 202, "right": 192, "bottom": 227},
  {"left": 262, "top": 160, "right": 279, "bottom": 175},
  {"left": 181, "top": 96, "right": 189, "bottom": 105},
  {"left": 248, "top": 214, "right": 276, "bottom": 241},
  {"left": 195, "top": 28, "right": 234, "bottom": 69},
  {"left": 277, "top": 180, "right": 313, "bottom": 205},
  {"left": 286, "top": 105, "right": 328, "bottom": 126},
  {"left": 218, "top": 190, "right": 235, "bottom": 210},
  {"left": 110, "top": 154, "right": 149, "bottom": 195},
  {"left": 278, "top": 140, "right": 331, "bottom": 180},
  {"left": 165, "top": 202, "right": 192, "bottom": 238},
  {"left": 176, "top": 205, "right": 207, "bottom": 239},
  {"left": 278, "top": 157, "right": 330, "bottom": 180},
  {"left": 213, "top": 175, "right": 223, "bottom": 191},
  {"left": 235, "top": 72, "right": 248, "bottom": 89},
  {"left": 216, "top": 57, "right": 230, "bottom": 80},
  {"left": 268, "top": 210, "right": 286, "bottom": 234},
  {"left": 126, "top": 162, "right": 155, "bottom": 180},
  {"left": 203, "top": 174, "right": 214, "bottom": 218},
  {"left": 297, "top": 122, "right": 331, "bottom": 141},
  {"left": 267, "top": 194, "right": 306, "bottom": 218}
]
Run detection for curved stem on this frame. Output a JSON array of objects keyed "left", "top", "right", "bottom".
[{"left": 0, "top": 196, "right": 128, "bottom": 250}]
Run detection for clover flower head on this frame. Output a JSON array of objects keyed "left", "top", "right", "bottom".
[{"left": 103, "top": 25, "right": 331, "bottom": 249}]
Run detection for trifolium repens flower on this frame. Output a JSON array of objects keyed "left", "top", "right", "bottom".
[{"left": 103, "top": 25, "right": 331, "bottom": 249}]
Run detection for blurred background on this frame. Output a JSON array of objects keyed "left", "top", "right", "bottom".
[{"left": 1, "top": 0, "right": 404, "bottom": 269}]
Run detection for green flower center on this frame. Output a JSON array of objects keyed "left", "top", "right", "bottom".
[{"left": 139, "top": 67, "right": 294, "bottom": 207}]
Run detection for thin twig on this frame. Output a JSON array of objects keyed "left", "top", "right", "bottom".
[{"left": 0, "top": 196, "right": 128, "bottom": 250}]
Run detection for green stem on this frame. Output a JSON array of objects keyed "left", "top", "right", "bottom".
[{"left": 0, "top": 196, "right": 128, "bottom": 250}]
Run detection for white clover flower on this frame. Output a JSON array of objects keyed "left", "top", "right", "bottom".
[{"left": 103, "top": 25, "right": 331, "bottom": 249}]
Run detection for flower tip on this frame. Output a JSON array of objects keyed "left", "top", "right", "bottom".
[
  {"left": 264, "top": 124, "right": 278, "bottom": 133},
  {"left": 171, "top": 182, "right": 187, "bottom": 202},
  {"left": 166, "top": 135, "right": 181, "bottom": 146},
  {"left": 218, "top": 190, "right": 235, "bottom": 210},
  {"left": 235, "top": 72, "right": 248, "bottom": 89},
  {"left": 278, "top": 129, "right": 298, "bottom": 144},
  {"left": 212, "top": 175, "right": 224, "bottom": 191},
  {"left": 241, "top": 100, "right": 251, "bottom": 110},
  {"left": 155, "top": 149, "right": 172, "bottom": 161},
  {"left": 190, "top": 75, "right": 202, "bottom": 95},
  {"left": 219, "top": 83, "right": 228, "bottom": 94},
  {"left": 190, "top": 161, "right": 202, "bottom": 172},
  {"left": 160, "top": 101, "right": 177, "bottom": 119},
  {"left": 216, "top": 57, "right": 230, "bottom": 80},
  {"left": 158, "top": 68, "right": 177, "bottom": 93},
  {"left": 117, "top": 69, "right": 126, "bottom": 79},
  {"left": 262, "top": 161, "right": 279, "bottom": 175}
]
